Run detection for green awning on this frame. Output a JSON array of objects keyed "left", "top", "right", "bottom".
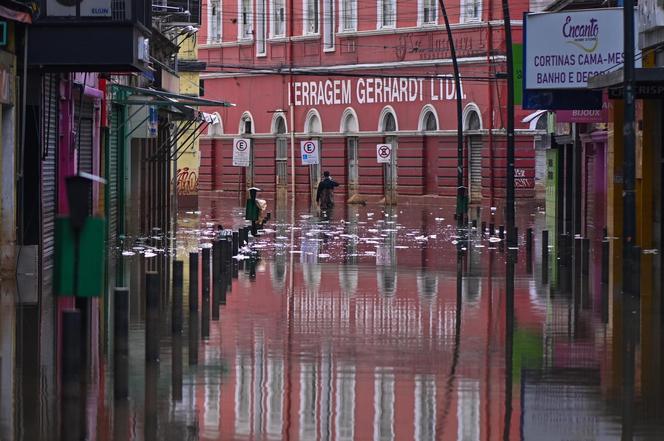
[{"left": 110, "top": 84, "right": 234, "bottom": 107}]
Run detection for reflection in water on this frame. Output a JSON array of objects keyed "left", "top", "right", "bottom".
[{"left": 4, "top": 204, "right": 664, "bottom": 441}]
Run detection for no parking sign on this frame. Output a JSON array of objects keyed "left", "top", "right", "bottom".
[
  {"left": 376, "top": 144, "right": 392, "bottom": 163},
  {"left": 233, "top": 138, "right": 251, "bottom": 167},
  {"left": 301, "top": 140, "right": 319, "bottom": 165}
]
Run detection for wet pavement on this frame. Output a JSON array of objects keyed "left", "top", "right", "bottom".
[{"left": 1, "top": 201, "right": 664, "bottom": 440}]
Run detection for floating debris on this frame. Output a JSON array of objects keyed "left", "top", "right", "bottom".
[{"left": 122, "top": 251, "right": 136, "bottom": 256}]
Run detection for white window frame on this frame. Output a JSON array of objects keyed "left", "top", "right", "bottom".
[
  {"left": 303, "top": 0, "right": 320, "bottom": 35},
  {"left": 256, "top": 0, "right": 267, "bottom": 54},
  {"left": 460, "top": 0, "right": 482, "bottom": 23},
  {"left": 418, "top": 0, "right": 438, "bottom": 26},
  {"left": 339, "top": 0, "right": 357, "bottom": 32},
  {"left": 377, "top": 0, "right": 396, "bottom": 29},
  {"left": 270, "top": 0, "right": 286, "bottom": 38},
  {"left": 323, "top": 0, "right": 335, "bottom": 50},
  {"left": 207, "top": 0, "right": 222, "bottom": 43},
  {"left": 238, "top": 0, "right": 254, "bottom": 40}
]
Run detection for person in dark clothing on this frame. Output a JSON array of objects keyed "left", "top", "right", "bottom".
[
  {"left": 316, "top": 171, "right": 339, "bottom": 212},
  {"left": 245, "top": 187, "right": 261, "bottom": 236}
]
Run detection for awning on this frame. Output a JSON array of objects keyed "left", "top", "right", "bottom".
[
  {"left": 522, "top": 109, "right": 547, "bottom": 130},
  {"left": 588, "top": 68, "right": 664, "bottom": 99},
  {"left": 110, "top": 83, "right": 234, "bottom": 107}
]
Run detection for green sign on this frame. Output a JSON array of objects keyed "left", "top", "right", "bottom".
[
  {"left": 54, "top": 217, "right": 106, "bottom": 297},
  {"left": 513, "top": 43, "right": 523, "bottom": 106}
]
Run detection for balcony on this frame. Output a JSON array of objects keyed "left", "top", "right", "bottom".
[{"left": 27, "top": 0, "right": 154, "bottom": 72}]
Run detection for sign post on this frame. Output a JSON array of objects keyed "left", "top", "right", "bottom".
[
  {"left": 376, "top": 144, "right": 392, "bottom": 164},
  {"left": 233, "top": 138, "right": 251, "bottom": 167},
  {"left": 300, "top": 140, "right": 319, "bottom": 165}
]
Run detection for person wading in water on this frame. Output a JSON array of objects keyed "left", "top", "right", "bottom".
[{"left": 316, "top": 171, "right": 339, "bottom": 214}]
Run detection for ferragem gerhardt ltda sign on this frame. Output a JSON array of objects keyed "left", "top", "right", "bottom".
[{"left": 524, "top": 8, "right": 640, "bottom": 90}]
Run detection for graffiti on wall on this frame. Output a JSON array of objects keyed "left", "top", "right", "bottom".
[{"left": 176, "top": 167, "right": 198, "bottom": 195}]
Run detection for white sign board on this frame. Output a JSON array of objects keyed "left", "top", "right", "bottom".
[
  {"left": 47, "top": 0, "right": 112, "bottom": 16},
  {"left": 525, "top": 8, "right": 639, "bottom": 90},
  {"left": 301, "top": 140, "right": 319, "bottom": 165},
  {"left": 233, "top": 138, "right": 251, "bottom": 167},
  {"left": 376, "top": 144, "right": 392, "bottom": 164}
]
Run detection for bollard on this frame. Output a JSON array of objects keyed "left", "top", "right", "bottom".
[
  {"left": 189, "top": 252, "right": 199, "bottom": 312},
  {"left": 526, "top": 228, "right": 533, "bottom": 253},
  {"left": 212, "top": 240, "right": 222, "bottom": 278},
  {"left": 201, "top": 247, "right": 211, "bottom": 338},
  {"left": 144, "top": 363, "right": 159, "bottom": 441},
  {"left": 62, "top": 309, "right": 83, "bottom": 384},
  {"left": 581, "top": 238, "right": 590, "bottom": 309},
  {"left": 171, "top": 335, "right": 183, "bottom": 402},
  {"left": 471, "top": 219, "right": 477, "bottom": 229},
  {"left": 481, "top": 221, "right": 487, "bottom": 234},
  {"left": 498, "top": 226, "right": 505, "bottom": 239},
  {"left": 542, "top": 230, "right": 549, "bottom": 260},
  {"left": 188, "top": 312, "right": 199, "bottom": 366},
  {"left": 113, "top": 288, "right": 130, "bottom": 400},
  {"left": 172, "top": 261, "right": 184, "bottom": 334},
  {"left": 145, "top": 271, "right": 160, "bottom": 363},
  {"left": 222, "top": 238, "right": 232, "bottom": 269},
  {"left": 601, "top": 228, "right": 609, "bottom": 285},
  {"left": 489, "top": 223, "right": 495, "bottom": 236},
  {"left": 232, "top": 259, "right": 239, "bottom": 279},
  {"left": 232, "top": 231, "right": 239, "bottom": 256}
]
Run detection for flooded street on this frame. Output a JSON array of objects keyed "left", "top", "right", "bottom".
[{"left": 2, "top": 201, "right": 664, "bottom": 441}]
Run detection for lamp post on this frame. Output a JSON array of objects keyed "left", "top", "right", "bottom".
[
  {"left": 502, "top": 0, "right": 516, "bottom": 247},
  {"left": 436, "top": 0, "right": 465, "bottom": 231}
]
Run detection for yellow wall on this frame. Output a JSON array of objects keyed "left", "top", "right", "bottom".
[{"left": 176, "top": 34, "right": 201, "bottom": 199}]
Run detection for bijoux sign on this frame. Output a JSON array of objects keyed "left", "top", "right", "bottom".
[{"left": 525, "top": 8, "right": 639, "bottom": 90}]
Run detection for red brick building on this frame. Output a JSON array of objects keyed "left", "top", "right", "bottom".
[{"left": 197, "top": 0, "right": 543, "bottom": 206}]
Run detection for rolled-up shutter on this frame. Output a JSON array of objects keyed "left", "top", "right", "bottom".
[
  {"left": 41, "top": 74, "right": 58, "bottom": 296},
  {"left": 469, "top": 136, "right": 483, "bottom": 203},
  {"left": 74, "top": 98, "right": 94, "bottom": 209},
  {"left": 107, "top": 105, "right": 121, "bottom": 249}
]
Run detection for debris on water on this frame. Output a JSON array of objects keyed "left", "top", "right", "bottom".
[
  {"left": 290, "top": 250, "right": 302, "bottom": 254},
  {"left": 318, "top": 253, "right": 331, "bottom": 258},
  {"left": 415, "top": 236, "right": 428, "bottom": 241},
  {"left": 122, "top": 251, "right": 135, "bottom": 256},
  {"left": 300, "top": 215, "right": 312, "bottom": 219},
  {"left": 451, "top": 240, "right": 458, "bottom": 245},
  {"left": 488, "top": 237, "right": 502, "bottom": 243},
  {"left": 233, "top": 254, "right": 250, "bottom": 260},
  {"left": 643, "top": 249, "right": 659, "bottom": 255},
  {"left": 367, "top": 212, "right": 374, "bottom": 217},
  {"left": 435, "top": 217, "right": 445, "bottom": 221},
  {"left": 474, "top": 244, "right": 485, "bottom": 248},
  {"left": 428, "top": 234, "right": 437, "bottom": 239},
  {"left": 276, "top": 236, "right": 289, "bottom": 240},
  {"left": 144, "top": 252, "right": 157, "bottom": 258}
]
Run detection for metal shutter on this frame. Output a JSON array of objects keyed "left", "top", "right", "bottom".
[
  {"left": 469, "top": 136, "right": 483, "bottom": 203},
  {"left": 75, "top": 98, "right": 94, "bottom": 209},
  {"left": 41, "top": 74, "right": 58, "bottom": 296},
  {"left": 108, "top": 105, "right": 121, "bottom": 249}
]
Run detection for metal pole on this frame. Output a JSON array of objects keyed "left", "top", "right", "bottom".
[
  {"left": 502, "top": 0, "right": 516, "bottom": 247},
  {"left": 437, "top": 0, "right": 465, "bottom": 230},
  {"left": 622, "top": 0, "right": 637, "bottom": 295}
]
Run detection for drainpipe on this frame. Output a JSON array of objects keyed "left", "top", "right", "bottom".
[
  {"left": 436, "top": 0, "right": 464, "bottom": 230},
  {"left": 487, "top": 9, "right": 495, "bottom": 208},
  {"left": 18, "top": 26, "right": 28, "bottom": 247}
]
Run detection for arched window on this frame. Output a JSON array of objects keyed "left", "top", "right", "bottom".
[
  {"left": 418, "top": 105, "right": 439, "bottom": 132},
  {"left": 274, "top": 115, "right": 287, "bottom": 134},
  {"left": 304, "top": 109, "right": 322, "bottom": 134},
  {"left": 239, "top": 111, "right": 255, "bottom": 134},
  {"left": 383, "top": 113, "right": 396, "bottom": 132},
  {"left": 424, "top": 112, "right": 437, "bottom": 131},
  {"left": 467, "top": 111, "right": 481, "bottom": 131},
  {"left": 341, "top": 107, "right": 359, "bottom": 133}
]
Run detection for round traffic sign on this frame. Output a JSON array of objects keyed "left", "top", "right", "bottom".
[
  {"left": 378, "top": 145, "right": 391, "bottom": 158},
  {"left": 236, "top": 139, "right": 248, "bottom": 151},
  {"left": 303, "top": 141, "right": 316, "bottom": 154}
]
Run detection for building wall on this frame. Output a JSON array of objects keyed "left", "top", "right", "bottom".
[{"left": 197, "top": 0, "right": 540, "bottom": 204}]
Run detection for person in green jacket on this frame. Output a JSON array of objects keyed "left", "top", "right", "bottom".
[{"left": 245, "top": 187, "right": 261, "bottom": 236}]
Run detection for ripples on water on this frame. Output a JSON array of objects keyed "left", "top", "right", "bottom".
[{"left": 1, "top": 203, "right": 663, "bottom": 440}]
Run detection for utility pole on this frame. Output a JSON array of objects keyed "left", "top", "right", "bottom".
[
  {"left": 502, "top": 0, "right": 516, "bottom": 247},
  {"left": 622, "top": 0, "right": 638, "bottom": 295},
  {"left": 437, "top": 0, "right": 464, "bottom": 230}
]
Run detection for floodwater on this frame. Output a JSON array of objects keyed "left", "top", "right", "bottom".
[{"left": 1, "top": 201, "right": 664, "bottom": 441}]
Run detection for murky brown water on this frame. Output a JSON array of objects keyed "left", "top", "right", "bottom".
[{"left": 1, "top": 201, "right": 663, "bottom": 440}]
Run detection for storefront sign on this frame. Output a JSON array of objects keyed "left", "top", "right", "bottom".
[
  {"left": 525, "top": 9, "right": 639, "bottom": 90},
  {"left": 301, "top": 140, "right": 319, "bottom": 165},
  {"left": 289, "top": 77, "right": 465, "bottom": 107},
  {"left": 233, "top": 138, "right": 251, "bottom": 167},
  {"left": 147, "top": 106, "right": 158, "bottom": 138},
  {"left": 376, "top": 144, "right": 392, "bottom": 164},
  {"left": 556, "top": 98, "right": 609, "bottom": 123},
  {"left": 47, "top": 0, "right": 111, "bottom": 16}
]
